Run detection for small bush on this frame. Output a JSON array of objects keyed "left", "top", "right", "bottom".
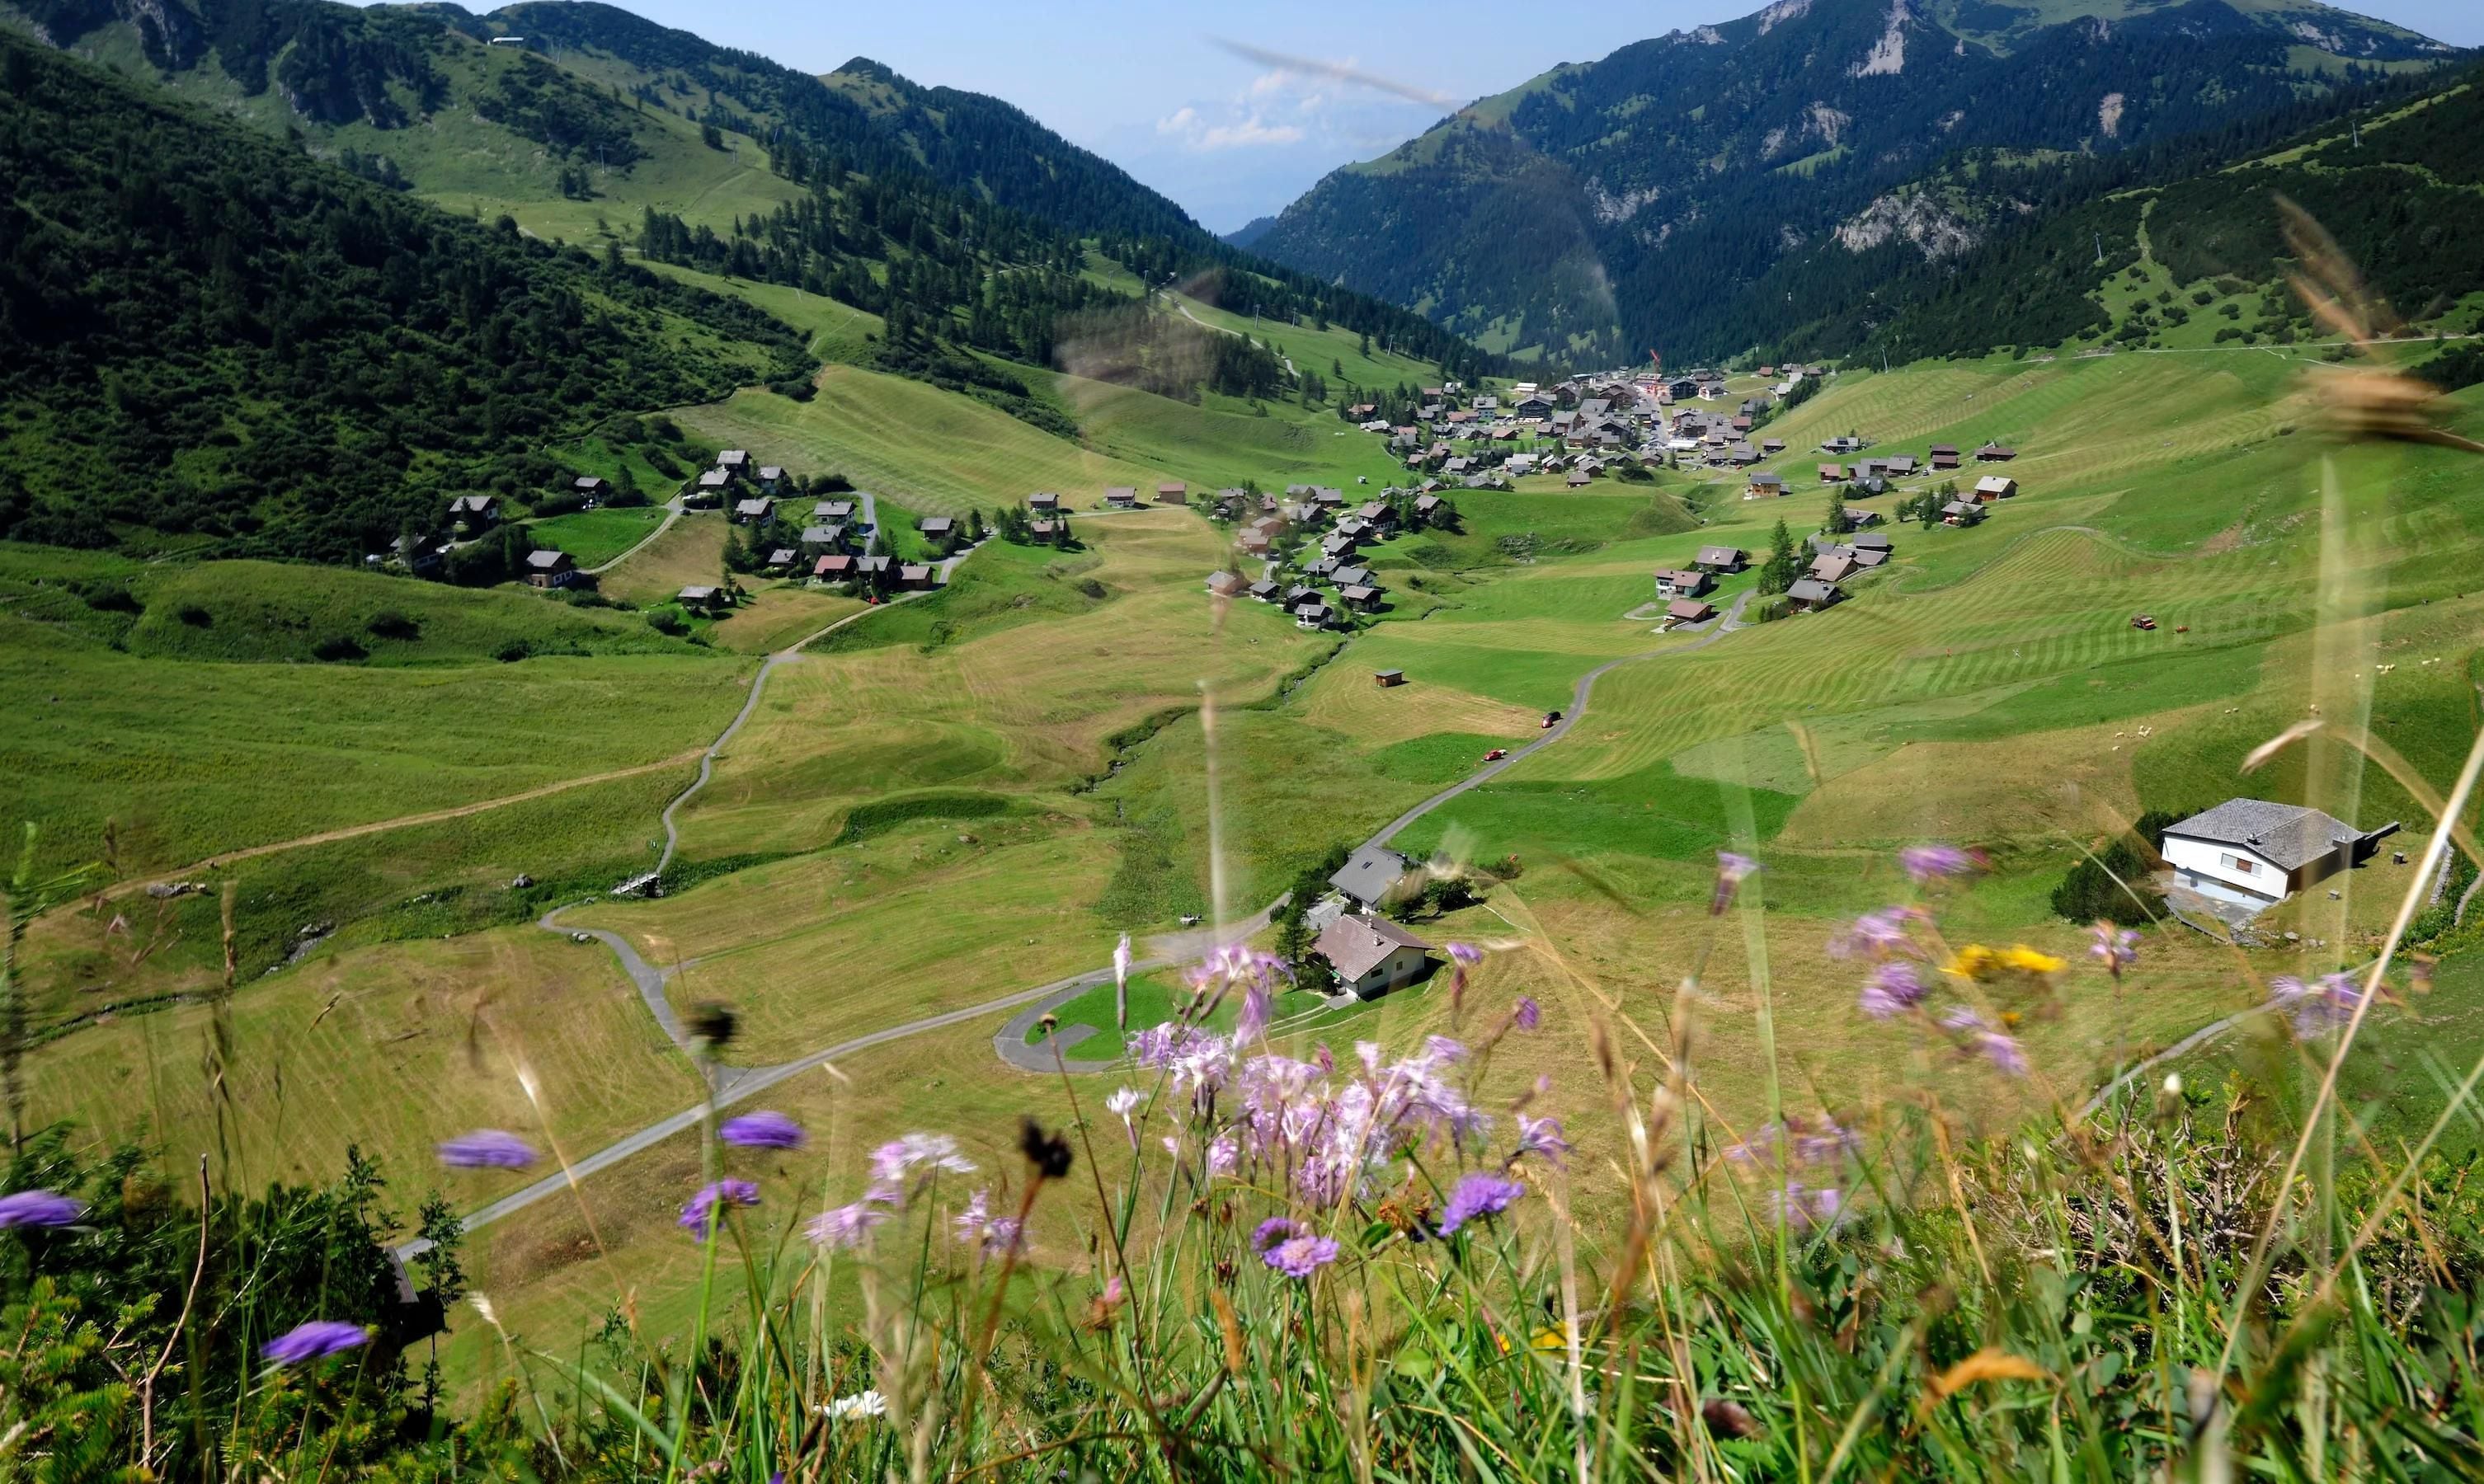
[
  {"left": 176, "top": 603, "right": 211, "bottom": 627},
  {"left": 365, "top": 610, "right": 420, "bottom": 640},
  {"left": 1075, "top": 577, "right": 1107, "bottom": 600},
  {"left": 311, "top": 634, "right": 366, "bottom": 662},
  {"left": 77, "top": 581, "right": 139, "bottom": 613},
  {"left": 493, "top": 638, "right": 532, "bottom": 663},
  {"left": 2049, "top": 839, "right": 2159, "bottom": 926},
  {"left": 647, "top": 607, "right": 689, "bottom": 636}
]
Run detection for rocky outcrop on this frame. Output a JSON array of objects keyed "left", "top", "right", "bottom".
[{"left": 1835, "top": 190, "right": 1977, "bottom": 261}]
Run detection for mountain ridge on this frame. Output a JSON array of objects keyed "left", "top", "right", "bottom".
[{"left": 1248, "top": 0, "right": 2460, "bottom": 363}]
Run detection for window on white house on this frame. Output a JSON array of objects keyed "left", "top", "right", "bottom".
[{"left": 2221, "top": 853, "right": 2256, "bottom": 874}]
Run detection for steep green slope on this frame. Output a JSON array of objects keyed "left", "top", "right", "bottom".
[
  {"left": 0, "top": 26, "right": 804, "bottom": 561},
  {"left": 1803, "top": 63, "right": 2484, "bottom": 359},
  {"left": 1249, "top": 0, "right": 2458, "bottom": 362}
]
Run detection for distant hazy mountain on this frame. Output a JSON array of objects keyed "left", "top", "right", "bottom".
[
  {"left": 1223, "top": 216, "right": 1279, "bottom": 250},
  {"left": 1248, "top": 0, "right": 2457, "bottom": 363}
]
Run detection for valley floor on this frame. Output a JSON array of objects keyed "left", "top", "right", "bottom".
[{"left": 7, "top": 341, "right": 2481, "bottom": 1388}]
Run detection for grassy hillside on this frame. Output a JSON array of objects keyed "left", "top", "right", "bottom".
[{"left": 676, "top": 367, "right": 1171, "bottom": 514}]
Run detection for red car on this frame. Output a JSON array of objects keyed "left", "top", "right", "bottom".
[
  {"left": 2131, "top": 613, "right": 2157, "bottom": 631},
  {"left": 1482, "top": 748, "right": 1508, "bottom": 762},
  {"left": 1541, "top": 710, "right": 1562, "bottom": 729}
]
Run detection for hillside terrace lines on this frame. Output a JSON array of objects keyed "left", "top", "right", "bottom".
[{"left": 1511, "top": 524, "right": 2305, "bottom": 784}]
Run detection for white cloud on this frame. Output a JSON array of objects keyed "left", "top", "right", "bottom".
[{"left": 1157, "top": 104, "right": 1306, "bottom": 150}]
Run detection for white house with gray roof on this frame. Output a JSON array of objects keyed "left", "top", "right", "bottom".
[{"left": 2160, "top": 799, "right": 2399, "bottom": 908}]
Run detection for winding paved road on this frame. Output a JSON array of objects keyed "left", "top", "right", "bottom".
[{"left": 541, "top": 594, "right": 933, "bottom": 1050}]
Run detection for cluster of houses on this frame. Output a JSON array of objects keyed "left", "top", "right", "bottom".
[
  {"left": 1353, "top": 364, "right": 1833, "bottom": 487},
  {"left": 1649, "top": 519, "right": 1901, "bottom": 624},
  {"left": 685, "top": 448, "right": 786, "bottom": 511},
  {"left": 1203, "top": 483, "right": 1455, "bottom": 632},
  {"left": 1102, "top": 482, "right": 1193, "bottom": 510}
]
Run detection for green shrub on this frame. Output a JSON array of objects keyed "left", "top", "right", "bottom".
[
  {"left": 2050, "top": 838, "right": 2159, "bottom": 925},
  {"left": 310, "top": 633, "right": 366, "bottom": 662},
  {"left": 365, "top": 609, "right": 420, "bottom": 640}
]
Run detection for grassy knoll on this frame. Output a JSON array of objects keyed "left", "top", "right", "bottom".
[
  {"left": 597, "top": 513, "right": 730, "bottom": 606},
  {"left": 641, "top": 262, "right": 887, "bottom": 364},
  {"left": 1043, "top": 370, "right": 1404, "bottom": 491},
  {"left": 704, "top": 585, "right": 868, "bottom": 654},
  {"left": 676, "top": 366, "right": 1170, "bottom": 514},
  {"left": 15, "top": 762, "right": 695, "bottom": 1032},
  {"left": 23, "top": 925, "right": 703, "bottom": 1200},
  {"left": 0, "top": 547, "right": 702, "bottom": 666},
  {"left": 525, "top": 506, "right": 670, "bottom": 568},
  {"left": 0, "top": 614, "right": 743, "bottom": 880},
  {"left": 675, "top": 511, "right": 1321, "bottom": 863},
  {"left": 1167, "top": 291, "right": 1447, "bottom": 392},
  {"left": 572, "top": 813, "right": 1117, "bottom": 1064}
]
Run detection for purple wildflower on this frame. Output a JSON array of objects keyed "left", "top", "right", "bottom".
[
  {"left": 1447, "top": 942, "right": 1484, "bottom": 967},
  {"left": 1205, "top": 1134, "right": 1239, "bottom": 1179},
  {"left": 1513, "top": 997, "right": 1541, "bottom": 1031},
  {"left": 869, "top": 1133, "right": 976, "bottom": 1185},
  {"left": 261, "top": 1320, "right": 370, "bottom": 1365},
  {"left": 1252, "top": 1216, "right": 1305, "bottom": 1254},
  {"left": 2270, "top": 974, "right": 2364, "bottom": 1036},
  {"left": 1437, "top": 1172, "right": 1525, "bottom": 1237},
  {"left": 436, "top": 1129, "right": 538, "bottom": 1171},
  {"left": 1898, "top": 843, "right": 1980, "bottom": 884},
  {"left": 1712, "top": 851, "right": 1762, "bottom": 915},
  {"left": 1767, "top": 1181, "right": 1845, "bottom": 1231},
  {"left": 1266, "top": 1233, "right": 1338, "bottom": 1278},
  {"left": 1858, "top": 960, "right": 1930, "bottom": 1019},
  {"left": 720, "top": 1111, "right": 805, "bottom": 1150},
  {"left": 678, "top": 1179, "right": 760, "bottom": 1241},
  {"left": 1940, "top": 1008, "right": 2027, "bottom": 1076},
  {"left": 1513, "top": 1114, "right": 1571, "bottom": 1167},
  {"left": 2088, "top": 923, "right": 2140, "bottom": 981},
  {"left": 1830, "top": 906, "right": 1929, "bottom": 960},
  {"left": 1236, "top": 978, "right": 1273, "bottom": 1045},
  {"left": 807, "top": 1199, "right": 887, "bottom": 1250},
  {"left": 0, "top": 1190, "right": 86, "bottom": 1228}
]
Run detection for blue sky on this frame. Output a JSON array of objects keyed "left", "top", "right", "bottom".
[{"left": 537, "top": 1, "right": 2484, "bottom": 232}]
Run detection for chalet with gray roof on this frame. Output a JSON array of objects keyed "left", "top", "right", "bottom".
[
  {"left": 1974, "top": 476, "right": 2019, "bottom": 501},
  {"left": 523, "top": 548, "right": 576, "bottom": 589},
  {"left": 732, "top": 497, "right": 774, "bottom": 524},
  {"left": 1315, "top": 914, "right": 1434, "bottom": 999},
  {"left": 1654, "top": 568, "right": 1713, "bottom": 599},
  {"left": 1328, "top": 845, "right": 1412, "bottom": 909},
  {"left": 1784, "top": 578, "right": 1843, "bottom": 612},
  {"left": 1105, "top": 486, "right": 1138, "bottom": 508},
  {"left": 2161, "top": 800, "right": 2398, "bottom": 909},
  {"left": 1695, "top": 545, "right": 1747, "bottom": 572}
]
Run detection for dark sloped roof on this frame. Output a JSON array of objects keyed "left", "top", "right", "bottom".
[
  {"left": 2163, "top": 800, "right": 2366, "bottom": 871},
  {"left": 1315, "top": 913, "right": 1431, "bottom": 981},
  {"left": 1328, "top": 845, "right": 1410, "bottom": 905}
]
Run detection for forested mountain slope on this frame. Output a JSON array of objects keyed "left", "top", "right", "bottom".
[
  {"left": 1249, "top": 0, "right": 2458, "bottom": 364},
  {"left": 5, "top": 0, "right": 1502, "bottom": 413},
  {"left": 0, "top": 27, "right": 805, "bottom": 561},
  {"left": 1828, "top": 59, "right": 2484, "bottom": 362}
]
